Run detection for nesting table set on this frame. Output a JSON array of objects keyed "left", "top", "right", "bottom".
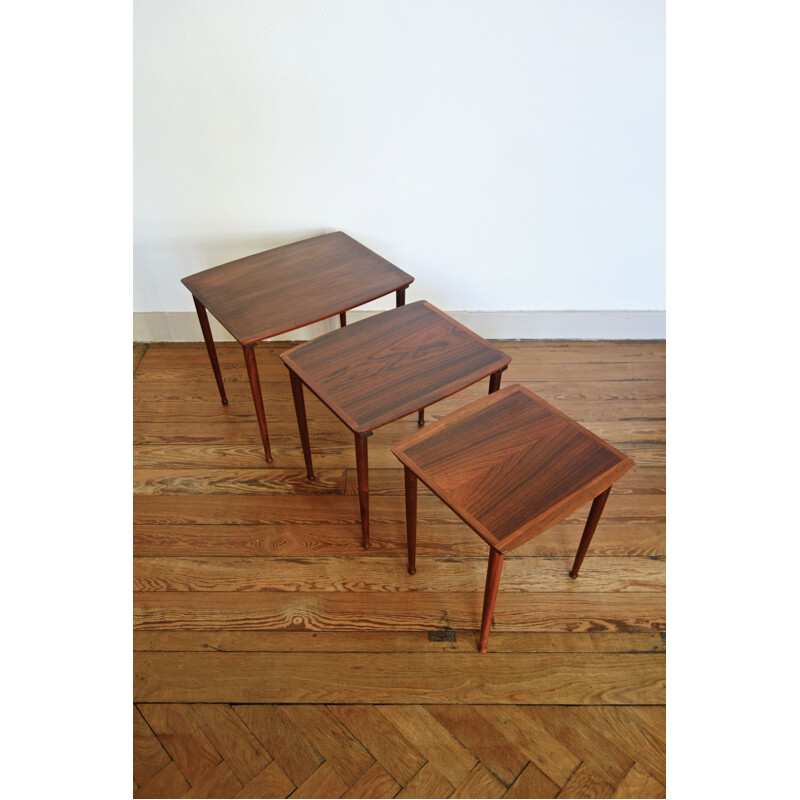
[{"left": 182, "top": 232, "right": 633, "bottom": 652}]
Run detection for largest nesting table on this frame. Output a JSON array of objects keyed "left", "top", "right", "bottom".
[{"left": 181, "top": 232, "right": 414, "bottom": 462}]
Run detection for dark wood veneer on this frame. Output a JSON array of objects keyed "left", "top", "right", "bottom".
[
  {"left": 392, "top": 384, "right": 634, "bottom": 651},
  {"left": 181, "top": 232, "right": 414, "bottom": 462},
  {"left": 181, "top": 232, "right": 413, "bottom": 345},
  {"left": 280, "top": 302, "right": 511, "bottom": 546}
]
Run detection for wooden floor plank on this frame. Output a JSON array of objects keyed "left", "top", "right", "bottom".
[
  {"left": 423, "top": 705, "right": 530, "bottom": 787},
  {"left": 571, "top": 707, "right": 666, "bottom": 785},
  {"left": 134, "top": 652, "right": 665, "bottom": 704},
  {"left": 133, "top": 591, "right": 665, "bottom": 633},
  {"left": 134, "top": 630, "right": 665, "bottom": 654},
  {"left": 612, "top": 763, "right": 666, "bottom": 799},
  {"left": 377, "top": 705, "right": 477, "bottom": 787},
  {"left": 133, "top": 520, "right": 665, "bottom": 558},
  {"left": 473, "top": 705, "right": 581, "bottom": 787},
  {"left": 187, "top": 703, "right": 273, "bottom": 785},
  {"left": 234, "top": 761, "right": 295, "bottom": 799},
  {"left": 232, "top": 704, "right": 322, "bottom": 787},
  {"left": 291, "top": 762, "right": 348, "bottom": 799},
  {"left": 556, "top": 763, "right": 615, "bottom": 798},
  {"left": 524, "top": 706, "right": 634, "bottom": 787},
  {"left": 450, "top": 762, "right": 506, "bottom": 798},
  {"left": 132, "top": 705, "right": 171, "bottom": 787},
  {"left": 503, "top": 762, "right": 560, "bottom": 799},
  {"left": 182, "top": 762, "right": 243, "bottom": 798},
  {"left": 132, "top": 397, "right": 664, "bottom": 427},
  {"left": 342, "top": 763, "right": 401, "bottom": 799},
  {"left": 133, "top": 493, "right": 664, "bottom": 526},
  {"left": 133, "top": 417, "right": 665, "bottom": 446},
  {"left": 330, "top": 705, "right": 426, "bottom": 786},
  {"left": 136, "top": 704, "right": 221, "bottom": 784},
  {"left": 277, "top": 705, "right": 374, "bottom": 786},
  {"left": 133, "top": 556, "right": 664, "bottom": 594},
  {"left": 394, "top": 763, "right": 454, "bottom": 799},
  {"left": 133, "top": 761, "right": 190, "bottom": 799},
  {"left": 134, "top": 468, "right": 346, "bottom": 495}
]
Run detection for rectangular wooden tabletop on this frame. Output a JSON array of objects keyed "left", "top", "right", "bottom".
[
  {"left": 280, "top": 301, "right": 511, "bottom": 434},
  {"left": 181, "top": 232, "right": 414, "bottom": 345},
  {"left": 392, "top": 384, "right": 634, "bottom": 552}
]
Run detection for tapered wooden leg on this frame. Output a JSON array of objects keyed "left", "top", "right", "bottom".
[
  {"left": 193, "top": 296, "right": 227, "bottom": 405},
  {"left": 339, "top": 311, "right": 347, "bottom": 327},
  {"left": 242, "top": 344, "right": 272, "bottom": 463},
  {"left": 354, "top": 432, "right": 372, "bottom": 549},
  {"left": 479, "top": 547, "right": 505, "bottom": 653},
  {"left": 488, "top": 367, "right": 506, "bottom": 394},
  {"left": 570, "top": 487, "right": 611, "bottom": 579},
  {"left": 289, "top": 370, "right": 314, "bottom": 481},
  {"left": 404, "top": 466, "right": 417, "bottom": 575},
  {"left": 396, "top": 287, "right": 406, "bottom": 307},
  {"left": 418, "top": 408, "right": 425, "bottom": 426}
]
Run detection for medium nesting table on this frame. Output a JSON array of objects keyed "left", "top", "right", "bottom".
[
  {"left": 391, "top": 384, "right": 634, "bottom": 652},
  {"left": 280, "top": 301, "right": 511, "bottom": 548},
  {"left": 181, "top": 232, "right": 414, "bottom": 462}
]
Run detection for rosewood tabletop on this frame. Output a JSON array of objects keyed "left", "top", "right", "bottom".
[
  {"left": 391, "top": 383, "right": 634, "bottom": 651},
  {"left": 181, "top": 232, "right": 414, "bottom": 462},
  {"left": 280, "top": 301, "right": 511, "bottom": 547}
]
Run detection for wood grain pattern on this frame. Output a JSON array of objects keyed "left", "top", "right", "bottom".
[
  {"left": 557, "top": 763, "right": 615, "bottom": 798},
  {"left": 181, "top": 232, "right": 413, "bottom": 346},
  {"left": 395, "top": 762, "right": 454, "bottom": 798},
  {"left": 136, "top": 704, "right": 221, "bottom": 783},
  {"left": 281, "top": 301, "right": 510, "bottom": 433},
  {"left": 473, "top": 705, "right": 581, "bottom": 786},
  {"left": 133, "top": 591, "right": 665, "bottom": 633},
  {"left": 613, "top": 763, "right": 666, "bottom": 798},
  {"left": 424, "top": 705, "right": 530, "bottom": 786},
  {"left": 377, "top": 705, "right": 477, "bottom": 787},
  {"left": 330, "top": 706, "right": 426, "bottom": 786},
  {"left": 342, "top": 763, "right": 401, "bottom": 799},
  {"left": 133, "top": 555, "right": 664, "bottom": 593},
  {"left": 277, "top": 705, "right": 374, "bottom": 786},
  {"left": 133, "top": 630, "right": 665, "bottom": 653},
  {"left": 133, "top": 521, "right": 665, "bottom": 558},
  {"left": 394, "top": 384, "right": 634, "bottom": 551},
  {"left": 132, "top": 492, "right": 662, "bottom": 526},
  {"left": 503, "top": 762, "right": 560, "bottom": 798},
  {"left": 132, "top": 705, "right": 170, "bottom": 787},
  {"left": 232, "top": 705, "right": 322, "bottom": 787},
  {"left": 134, "top": 652, "right": 665, "bottom": 704}
]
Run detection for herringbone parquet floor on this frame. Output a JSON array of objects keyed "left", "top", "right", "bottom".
[
  {"left": 133, "top": 339, "right": 666, "bottom": 798},
  {"left": 134, "top": 702, "right": 666, "bottom": 798}
]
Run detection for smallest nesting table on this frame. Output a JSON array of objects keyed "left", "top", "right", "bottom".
[{"left": 392, "top": 384, "right": 634, "bottom": 653}]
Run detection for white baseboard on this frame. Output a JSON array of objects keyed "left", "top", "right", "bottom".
[{"left": 133, "top": 309, "right": 665, "bottom": 342}]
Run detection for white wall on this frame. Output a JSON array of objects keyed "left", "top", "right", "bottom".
[{"left": 134, "top": 0, "right": 665, "bottom": 337}]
